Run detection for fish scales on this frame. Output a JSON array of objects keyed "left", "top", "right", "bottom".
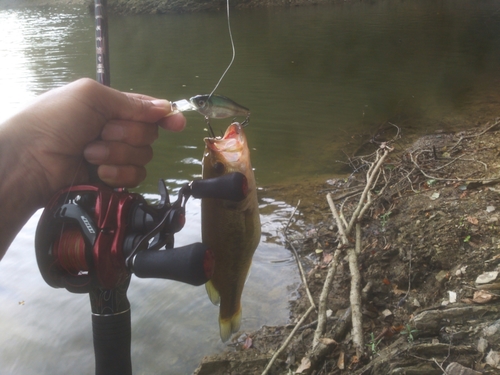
[{"left": 201, "top": 122, "right": 260, "bottom": 342}]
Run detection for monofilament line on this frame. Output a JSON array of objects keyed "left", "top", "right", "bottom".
[{"left": 208, "top": 0, "right": 235, "bottom": 99}]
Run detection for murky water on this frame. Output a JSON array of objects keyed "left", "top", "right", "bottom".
[{"left": 1, "top": 1, "right": 500, "bottom": 373}]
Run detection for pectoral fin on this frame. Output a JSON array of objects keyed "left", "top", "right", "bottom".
[
  {"left": 219, "top": 308, "right": 242, "bottom": 342},
  {"left": 205, "top": 280, "right": 220, "bottom": 306}
]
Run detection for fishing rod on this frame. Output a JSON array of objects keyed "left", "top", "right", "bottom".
[
  {"left": 91, "top": 2, "right": 133, "bottom": 374},
  {"left": 34, "top": 2, "right": 250, "bottom": 374}
]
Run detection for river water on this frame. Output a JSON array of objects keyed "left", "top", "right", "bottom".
[{"left": 1, "top": 1, "right": 500, "bottom": 374}]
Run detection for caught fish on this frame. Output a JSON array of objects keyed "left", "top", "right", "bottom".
[
  {"left": 190, "top": 94, "right": 250, "bottom": 120},
  {"left": 202, "top": 122, "right": 261, "bottom": 342}
]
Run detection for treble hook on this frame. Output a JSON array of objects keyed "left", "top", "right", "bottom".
[
  {"left": 241, "top": 114, "right": 250, "bottom": 127},
  {"left": 205, "top": 116, "right": 216, "bottom": 138}
]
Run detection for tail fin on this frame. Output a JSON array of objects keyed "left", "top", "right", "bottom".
[
  {"left": 205, "top": 280, "right": 220, "bottom": 306},
  {"left": 219, "top": 308, "right": 242, "bottom": 342}
]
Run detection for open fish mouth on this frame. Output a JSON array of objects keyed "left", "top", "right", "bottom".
[{"left": 204, "top": 122, "right": 245, "bottom": 157}]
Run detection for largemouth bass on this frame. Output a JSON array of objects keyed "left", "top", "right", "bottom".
[{"left": 202, "top": 122, "right": 261, "bottom": 342}]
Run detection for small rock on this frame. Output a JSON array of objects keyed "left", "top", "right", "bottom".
[
  {"left": 486, "top": 350, "right": 500, "bottom": 369},
  {"left": 412, "top": 298, "right": 421, "bottom": 307},
  {"left": 381, "top": 309, "right": 393, "bottom": 320},
  {"left": 448, "top": 291, "right": 457, "bottom": 303},
  {"left": 430, "top": 192, "right": 440, "bottom": 200},
  {"left": 478, "top": 338, "right": 489, "bottom": 353},
  {"left": 435, "top": 270, "right": 450, "bottom": 284},
  {"left": 445, "top": 362, "right": 481, "bottom": 375},
  {"left": 487, "top": 215, "right": 499, "bottom": 224},
  {"left": 476, "top": 271, "right": 499, "bottom": 285},
  {"left": 483, "top": 320, "right": 500, "bottom": 337},
  {"left": 487, "top": 206, "right": 496, "bottom": 213},
  {"left": 455, "top": 265, "right": 467, "bottom": 277}
]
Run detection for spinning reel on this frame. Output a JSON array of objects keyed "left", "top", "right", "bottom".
[{"left": 35, "top": 172, "right": 248, "bottom": 294}]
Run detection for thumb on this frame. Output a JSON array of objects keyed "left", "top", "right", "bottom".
[
  {"left": 107, "top": 90, "right": 175, "bottom": 124},
  {"left": 67, "top": 79, "right": 174, "bottom": 124}
]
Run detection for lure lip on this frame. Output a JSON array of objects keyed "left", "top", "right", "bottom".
[{"left": 170, "top": 99, "right": 196, "bottom": 114}]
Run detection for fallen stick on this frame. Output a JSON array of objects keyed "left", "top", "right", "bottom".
[
  {"left": 283, "top": 200, "right": 316, "bottom": 309},
  {"left": 261, "top": 305, "right": 315, "bottom": 375}
]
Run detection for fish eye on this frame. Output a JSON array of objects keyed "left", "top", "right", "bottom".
[
  {"left": 198, "top": 100, "right": 206, "bottom": 107},
  {"left": 213, "top": 162, "right": 225, "bottom": 174}
]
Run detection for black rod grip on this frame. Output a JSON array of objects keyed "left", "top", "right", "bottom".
[
  {"left": 190, "top": 172, "right": 248, "bottom": 201},
  {"left": 92, "top": 310, "right": 132, "bottom": 375},
  {"left": 133, "top": 243, "right": 213, "bottom": 286}
]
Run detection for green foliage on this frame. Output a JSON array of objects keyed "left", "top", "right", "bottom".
[
  {"left": 366, "top": 332, "right": 382, "bottom": 355},
  {"left": 379, "top": 211, "right": 392, "bottom": 227},
  {"left": 400, "top": 324, "right": 418, "bottom": 344}
]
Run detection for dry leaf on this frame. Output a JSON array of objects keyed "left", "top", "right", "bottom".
[
  {"left": 473, "top": 290, "right": 495, "bottom": 304},
  {"left": 467, "top": 216, "right": 479, "bottom": 225},
  {"left": 296, "top": 357, "right": 311, "bottom": 373},
  {"left": 392, "top": 284, "right": 406, "bottom": 295},
  {"left": 242, "top": 336, "right": 253, "bottom": 349},
  {"left": 323, "top": 252, "right": 333, "bottom": 264}
]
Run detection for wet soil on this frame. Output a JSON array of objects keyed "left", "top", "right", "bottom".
[{"left": 194, "top": 109, "right": 500, "bottom": 374}]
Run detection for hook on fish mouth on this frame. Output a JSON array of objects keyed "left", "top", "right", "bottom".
[
  {"left": 241, "top": 114, "right": 250, "bottom": 127},
  {"left": 205, "top": 116, "right": 216, "bottom": 138},
  {"left": 205, "top": 113, "right": 250, "bottom": 139}
]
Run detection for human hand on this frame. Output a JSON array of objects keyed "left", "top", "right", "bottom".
[{"left": 3, "top": 78, "right": 185, "bottom": 206}]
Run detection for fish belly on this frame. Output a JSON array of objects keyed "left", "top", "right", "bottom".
[{"left": 202, "top": 195, "right": 260, "bottom": 342}]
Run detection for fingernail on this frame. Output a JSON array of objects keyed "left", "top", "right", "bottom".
[
  {"left": 101, "top": 123, "right": 125, "bottom": 141},
  {"left": 151, "top": 99, "right": 172, "bottom": 111},
  {"left": 84, "top": 143, "right": 109, "bottom": 162}
]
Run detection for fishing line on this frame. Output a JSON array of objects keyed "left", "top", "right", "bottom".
[{"left": 208, "top": 0, "right": 235, "bottom": 99}]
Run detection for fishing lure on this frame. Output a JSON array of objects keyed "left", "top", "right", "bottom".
[
  {"left": 171, "top": 95, "right": 250, "bottom": 136},
  {"left": 169, "top": 0, "right": 250, "bottom": 137},
  {"left": 172, "top": 95, "right": 249, "bottom": 119}
]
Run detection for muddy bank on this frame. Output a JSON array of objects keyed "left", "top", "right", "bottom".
[
  {"left": 0, "top": 0, "right": 338, "bottom": 13},
  {"left": 194, "top": 116, "right": 500, "bottom": 374}
]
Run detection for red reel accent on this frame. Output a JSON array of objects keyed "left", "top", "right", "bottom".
[
  {"left": 35, "top": 184, "right": 145, "bottom": 291},
  {"left": 53, "top": 226, "right": 89, "bottom": 275}
]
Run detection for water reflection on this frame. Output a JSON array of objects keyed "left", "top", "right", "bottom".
[{"left": 0, "top": 7, "right": 94, "bottom": 118}]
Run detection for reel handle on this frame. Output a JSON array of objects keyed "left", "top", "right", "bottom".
[
  {"left": 190, "top": 172, "right": 248, "bottom": 201},
  {"left": 132, "top": 243, "right": 214, "bottom": 286}
]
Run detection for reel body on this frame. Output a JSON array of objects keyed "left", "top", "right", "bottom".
[{"left": 35, "top": 184, "right": 155, "bottom": 292}]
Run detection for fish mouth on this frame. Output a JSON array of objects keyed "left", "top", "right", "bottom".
[{"left": 204, "top": 122, "right": 245, "bottom": 153}]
